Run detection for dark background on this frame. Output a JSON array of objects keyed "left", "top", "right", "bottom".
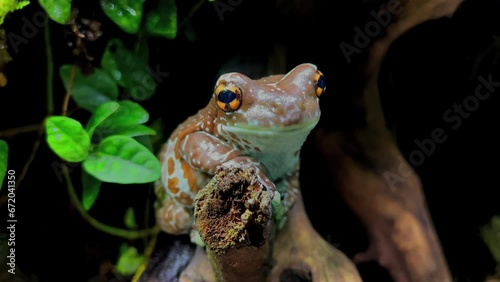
[{"left": 1, "top": 0, "right": 499, "bottom": 281}]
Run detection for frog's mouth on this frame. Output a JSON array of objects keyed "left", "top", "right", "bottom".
[{"left": 219, "top": 117, "right": 320, "bottom": 153}]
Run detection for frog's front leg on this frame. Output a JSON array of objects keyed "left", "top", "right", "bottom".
[
  {"left": 179, "top": 131, "right": 277, "bottom": 193},
  {"left": 158, "top": 132, "right": 277, "bottom": 237}
]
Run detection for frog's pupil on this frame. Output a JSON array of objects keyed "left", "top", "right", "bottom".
[
  {"left": 317, "top": 75, "right": 326, "bottom": 89},
  {"left": 218, "top": 90, "right": 237, "bottom": 103}
]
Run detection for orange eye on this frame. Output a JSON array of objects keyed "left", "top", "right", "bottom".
[
  {"left": 314, "top": 70, "right": 326, "bottom": 97},
  {"left": 214, "top": 82, "right": 242, "bottom": 112}
]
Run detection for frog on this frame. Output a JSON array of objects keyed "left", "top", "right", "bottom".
[{"left": 154, "top": 63, "right": 326, "bottom": 244}]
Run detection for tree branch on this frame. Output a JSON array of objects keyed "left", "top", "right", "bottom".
[
  {"left": 174, "top": 166, "right": 362, "bottom": 282},
  {"left": 194, "top": 166, "right": 274, "bottom": 282}
]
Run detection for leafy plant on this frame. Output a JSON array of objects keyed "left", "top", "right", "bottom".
[{"left": 0, "top": 0, "right": 180, "bottom": 277}]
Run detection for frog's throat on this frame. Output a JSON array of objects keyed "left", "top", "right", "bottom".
[
  {"left": 219, "top": 117, "right": 320, "bottom": 154},
  {"left": 223, "top": 116, "right": 320, "bottom": 133}
]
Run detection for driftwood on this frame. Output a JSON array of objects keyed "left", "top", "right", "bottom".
[
  {"left": 178, "top": 166, "right": 362, "bottom": 282},
  {"left": 316, "top": 0, "right": 463, "bottom": 281}
]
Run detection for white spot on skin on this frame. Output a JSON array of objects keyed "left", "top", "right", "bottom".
[
  {"left": 181, "top": 135, "right": 189, "bottom": 156},
  {"left": 210, "top": 149, "right": 236, "bottom": 163}
]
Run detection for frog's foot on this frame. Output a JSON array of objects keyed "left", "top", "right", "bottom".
[
  {"left": 157, "top": 197, "right": 192, "bottom": 235},
  {"left": 219, "top": 156, "right": 277, "bottom": 195},
  {"left": 269, "top": 194, "right": 363, "bottom": 282},
  {"left": 178, "top": 247, "right": 215, "bottom": 282}
]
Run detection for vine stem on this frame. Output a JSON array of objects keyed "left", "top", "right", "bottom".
[
  {"left": 0, "top": 123, "right": 41, "bottom": 138},
  {"left": 178, "top": 0, "right": 206, "bottom": 29},
  {"left": 14, "top": 118, "right": 46, "bottom": 191},
  {"left": 61, "top": 64, "right": 76, "bottom": 117},
  {"left": 13, "top": 23, "right": 55, "bottom": 191},
  {"left": 62, "top": 163, "right": 158, "bottom": 240},
  {"left": 131, "top": 227, "right": 160, "bottom": 282},
  {"left": 45, "top": 23, "right": 54, "bottom": 115}
]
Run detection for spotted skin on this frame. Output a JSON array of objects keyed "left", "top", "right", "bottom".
[{"left": 155, "top": 63, "right": 324, "bottom": 242}]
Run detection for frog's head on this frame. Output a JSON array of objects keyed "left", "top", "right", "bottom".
[{"left": 212, "top": 63, "right": 325, "bottom": 153}]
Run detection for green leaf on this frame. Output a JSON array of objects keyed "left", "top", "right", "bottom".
[
  {"left": 107, "top": 124, "right": 156, "bottom": 137},
  {"left": 116, "top": 246, "right": 144, "bottom": 276},
  {"left": 124, "top": 207, "right": 138, "bottom": 229},
  {"left": 101, "top": 39, "right": 127, "bottom": 88},
  {"left": 481, "top": 216, "right": 500, "bottom": 265},
  {"left": 100, "top": 0, "right": 144, "bottom": 34},
  {"left": 91, "top": 101, "right": 151, "bottom": 142},
  {"left": 0, "top": 0, "right": 30, "bottom": 25},
  {"left": 59, "top": 65, "right": 119, "bottom": 112},
  {"left": 39, "top": 0, "right": 72, "bottom": 24},
  {"left": 97, "top": 100, "right": 149, "bottom": 129},
  {"left": 83, "top": 135, "right": 161, "bottom": 184},
  {"left": 45, "top": 116, "right": 90, "bottom": 162},
  {"left": 82, "top": 169, "right": 102, "bottom": 211},
  {"left": 0, "top": 140, "right": 8, "bottom": 191},
  {"left": 86, "top": 101, "right": 120, "bottom": 136},
  {"left": 101, "top": 39, "right": 156, "bottom": 101},
  {"left": 146, "top": 0, "right": 177, "bottom": 39}
]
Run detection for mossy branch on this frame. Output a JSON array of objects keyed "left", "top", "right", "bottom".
[{"left": 194, "top": 166, "right": 274, "bottom": 282}]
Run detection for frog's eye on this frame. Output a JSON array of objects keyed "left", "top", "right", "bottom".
[
  {"left": 314, "top": 70, "right": 326, "bottom": 97},
  {"left": 215, "top": 82, "right": 242, "bottom": 112}
]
